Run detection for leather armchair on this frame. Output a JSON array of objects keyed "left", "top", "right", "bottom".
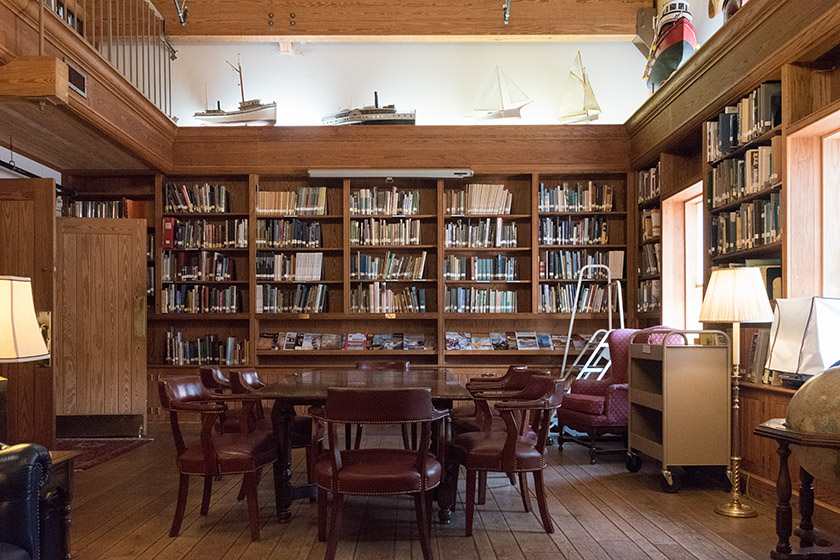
[
  {"left": 199, "top": 366, "right": 248, "bottom": 434},
  {"left": 0, "top": 442, "right": 52, "bottom": 560}
]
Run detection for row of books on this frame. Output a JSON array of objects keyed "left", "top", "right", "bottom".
[
  {"left": 639, "top": 243, "right": 661, "bottom": 277},
  {"left": 445, "top": 184, "right": 512, "bottom": 215},
  {"left": 351, "top": 251, "right": 427, "bottom": 281},
  {"left": 705, "top": 82, "right": 782, "bottom": 163},
  {"left": 445, "top": 331, "right": 562, "bottom": 351},
  {"left": 538, "top": 182, "right": 615, "bottom": 213},
  {"left": 161, "top": 285, "right": 240, "bottom": 314},
  {"left": 641, "top": 209, "right": 661, "bottom": 241},
  {"left": 147, "top": 265, "right": 154, "bottom": 297},
  {"left": 709, "top": 194, "right": 780, "bottom": 257},
  {"left": 147, "top": 233, "right": 155, "bottom": 259},
  {"left": 350, "top": 284, "right": 427, "bottom": 314},
  {"left": 165, "top": 183, "right": 231, "bottom": 214},
  {"left": 259, "top": 331, "right": 431, "bottom": 351},
  {"left": 350, "top": 218, "right": 422, "bottom": 246},
  {"left": 444, "top": 287, "right": 518, "bottom": 313},
  {"left": 638, "top": 163, "right": 660, "bottom": 204},
  {"left": 538, "top": 216, "right": 609, "bottom": 246},
  {"left": 256, "top": 284, "right": 329, "bottom": 313},
  {"left": 538, "top": 284, "right": 615, "bottom": 314},
  {"left": 256, "top": 187, "right": 328, "bottom": 216},
  {"left": 162, "top": 251, "right": 236, "bottom": 282},
  {"left": 256, "top": 218, "right": 322, "bottom": 248},
  {"left": 165, "top": 330, "right": 248, "bottom": 366},
  {"left": 539, "top": 250, "right": 624, "bottom": 281},
  {"left": 444, "top": 218, "right": 518, "bottom": 248},
  {"left": 349, "top": 187, "right": 422, "bottom": 216},
  {"left": 709, "top": 138, "right": 781, "bottom": 209},
  {"left": 67, "top": 198, "right": 149, "bottom": 219},
  {"left": 637, "top": 279, "right": 662, "bottom": 313},
  {"left": 255, "top": 252, "right": 323, "bottom": 282},
  {"left": 443, "top": 255, "right": 519, "bottom": 282},
  {"left": 162, "top": 218, "right": 248, "bottom": 249}
]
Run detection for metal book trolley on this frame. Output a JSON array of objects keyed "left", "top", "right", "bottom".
[{"left": 625, "top": 329, "right": 731, "bottom": 492}]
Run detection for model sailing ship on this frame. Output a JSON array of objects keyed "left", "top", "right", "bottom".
[
  {"left": 643, "top": 1, "right": 697, "bottom": 92},
  {"left": 472, "top": 66, "right": 532, "bottom": 120},
  {"left": 558, "top": 52, "right": 601, "bottom": 123},
  {"left": 194, "top": 57, "right": 276, "bottom": 125},
  {"left": 321, "top": 92, "right": 415, "bottom": 125}
]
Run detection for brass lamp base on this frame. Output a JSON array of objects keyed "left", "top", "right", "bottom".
[{"left": 715, "top": 500, "right": 758, "bottom": 518}]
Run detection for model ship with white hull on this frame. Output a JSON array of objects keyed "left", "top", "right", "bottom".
[
  {"left": 322, "top": 92, "right": 416, "bottom": 126},
  {"left": 194, "top": 58, "right": 276, "bottom": 126}
]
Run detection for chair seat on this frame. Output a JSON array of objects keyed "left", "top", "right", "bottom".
[
  {"left": 314, "top": 449, "right": 441, "bottom": 495},
  {"left": 178, "top": 430, "right": 277, "bottom": 475},
  {"left": 562, "top": 393, "right": 605, "bottom": 416},
  {"left": 0, "top": 542, "right": 30, "bottom": 560},
  {"left": 450, "top": 431, "right": 545, "bottom": 472},
  {"left": 220, "top": 407, "right": 250, "bottom": 433},
  {"left": 450, "top": 403, "right": 476, "bottom": 418}
]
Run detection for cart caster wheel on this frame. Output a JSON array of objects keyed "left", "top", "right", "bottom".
[
  {"left": 626, "top": 454, "right": 642, "bottom": 473},
  {"left": 659, "top": 472, "right": 683, "bottom": 493}
]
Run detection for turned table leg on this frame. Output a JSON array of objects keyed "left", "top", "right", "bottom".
[
  {"left": 272, "top": 399, "right": 295, "bottom": 523},
  {"left": 799, "top": 467, "right": 816, "bottom": 549},
  {"left": 774, "top": 441, "right": 793, "bottom": 557}
]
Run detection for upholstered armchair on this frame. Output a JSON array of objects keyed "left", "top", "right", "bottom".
[
  {"left": 199, "top": 366, "right": 248, "bottom": 434},
  {"left": 0, "top": 442, "right": 52, "bottom": 560}
]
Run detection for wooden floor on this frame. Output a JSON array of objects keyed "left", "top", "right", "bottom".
[{"left": 70, "top": 425, "right": 794, "bottom": 560}]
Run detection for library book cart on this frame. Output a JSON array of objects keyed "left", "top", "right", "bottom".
[{"left": 625, "top": 330, "right": 731, "bottom": 492}]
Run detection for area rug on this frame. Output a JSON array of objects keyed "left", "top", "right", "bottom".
[{"left": 54, "top": 437, "right": 153, "bottom": 471}]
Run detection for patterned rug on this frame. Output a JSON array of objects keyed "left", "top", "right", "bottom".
[{"left": 54, "top": 437, "right": 153, "bottom": 471}]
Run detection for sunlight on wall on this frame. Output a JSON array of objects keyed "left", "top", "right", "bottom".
[{"left": 171, "top": 41, "right": 652, "bottom": 126}]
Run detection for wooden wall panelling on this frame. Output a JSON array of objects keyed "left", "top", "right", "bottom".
[
  {"left": 171, "top": 126, "right": 629, "bottom": 175},
  {"left": 627, "top": 0, "right": 840, "bottom": 169},
  {"left": 55, "top": 218, "right": 147, "bottom": 429},
  {"left": 0, "top": 178, "right": 55, "bottom": 446},
  {"left": 660, "top": 193, "right": 685, "bottom": 329},
  {"left": 783, "top": 135, "right": 821, "bottom": 298},
  {"left": 150, "top": 0, "right": 648, "bottom": 41},
  {"left": 659, "top": 149, "right": 702, "bottom": 201},
  {"left": 822, "top": 132, "right": 840, "bottom": 297}
]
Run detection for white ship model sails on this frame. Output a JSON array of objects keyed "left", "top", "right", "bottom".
[
  {"left": 472, "top": 66, "right": 532, "bottom": 120},
  {"left": 558, "top": 52, "right": 601, "bottom": 123}
]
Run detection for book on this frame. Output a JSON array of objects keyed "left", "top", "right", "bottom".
[
  {"left": 551, "top": 334, "right": 567, "bottom": 349},
  {"left": 390, "top": 333, "right": 404, "bottom": 350},
  {"left": 471, "top": 333, "right": 492, "bottom": 351},
  {"left": 283, "top": 332, "right": 297, "bottom": 351},
  {"left": 346, "top": 332, "right": 366, "bottom": 351},
  {"left": 257, "top": 332, "right": 279, "bottom": 351},
  {"left": 515, "top": 331, "right": 539, "bottom": 350},
  {"left": 490, "top": 332, "right": 509, "bottom": 350},
  {"left": 371, "top": 334, "right": 390, "bottom": 350},
  {"left": 506, "top": 332, "right": 518, "bottom": 350},
  {"left": 445, "top": 332, "right": 471, "bottom": 350},
  {"left": 321, "top": 333, "right": 344, "bottom": 350},
  {"left": 294, "top": 332, "right": 305, "bottom": 350},
  {"left": 536, "top": 333, "right": 553, "bottom": 350},
  {"left": 404, "top": 334, "right": 425, "bottom": 350}
]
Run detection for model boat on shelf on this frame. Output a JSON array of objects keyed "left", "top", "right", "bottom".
[
  {"left": 472, "top": 66, "right": 532, "bottom": 120},
  {"left": 643, "top": 0, "right": 697, "bottom": 93},
  {"left": 194, "top": 58, "right": 276, "bottom": 126},
  {"left": 322, "top": 92, "right": 416, "bottom": 126},
  {"left": 558, "top": 52, "right": 601, "bottom": 123}
]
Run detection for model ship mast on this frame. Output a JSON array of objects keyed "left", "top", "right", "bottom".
[
  {"left": 193, "top": 55, "right": 277, "bottom": 125},
  {"left": 226, "top": 55, "right": 246, "bottom": 105},
  {"left": 473, "top": 66, "right": 532, "bottom": 120},
  {"left": 558, "top": 51, "right": 601, "bottom": 123}
]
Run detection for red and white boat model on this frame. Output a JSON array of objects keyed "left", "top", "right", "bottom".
[{"left": 643, "top": 1, "right": 698, "bottom": 92}]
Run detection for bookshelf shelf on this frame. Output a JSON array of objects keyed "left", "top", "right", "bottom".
[
  {"left": 162, "top": 280, "right": 248, "bottom": 285},
  {"left": 444, "top": 214, "right": 531, "bottom": 220},
  {"left": 165, "top": 247, "right": 249, "bottom": 252},
  {"left": 256, "top": 214, "right": 343, "bottom": 221},
  {"left": 708, "top": 125, "right": 782, "bottom": 167},
  {"left": 640, "top": 237, "right": 661, "bottom": 246},
  {"left": 539, "top": 244, "right": 625, "bottom": 250},
  {"left": 163, "top": 212, "right": 250, "bottom": 218},
  {"left": 538, "top": 278, "right": 626, "bottom": 283},
  {"left": 710, "top": 241, "right": 782, "bottom": 263},
  {"left": 350, "top": 279, "right": 436, "bottom": 283},
  {"left": 150, "top": 313, "right": 251, "bottom": 320},
  {"left": 638, "top": 197, "right": 661, "bottom": 210},
  {"left": 444, "top": 247, "right": 530, "bottom": 253},
  {"left": 257, "top": 280, "right": 344, "bottom": 285},
  {"left": 710, "top": 183, "right": 782, "bottom": 214},
  {"left": 444, "top": 350, "right": 579, "bottom": 356},
  {"left": 444, "top": 280, "right": 530, "bottom": 284},
  {"left": 256, "top": 349, "right": 437, "bottom": 356},
  {"left": 350, "top": 214, "right": 437, "bottom": 220},
  {"left": 637, "top": 274, "right": 660, "bottom": 282},
  {"left": 538, "top": 211, "right": 627, "bottom": 217},
  {"left": 256, "top": 247, "right": 343, "bottom": 253},
  {"left": 350, "top": 245, "right": 437, "bottom": 250},
  {"left": 636, "top": 311, "right": 662, "bottom": 319}
]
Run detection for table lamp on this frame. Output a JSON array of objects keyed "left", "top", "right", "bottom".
[{"left": 699, "top": 267, "right": 773, "bottom": 518}]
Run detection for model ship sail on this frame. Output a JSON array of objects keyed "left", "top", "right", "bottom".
[
  {"left": 194, "top": 56, "right": 276, "bottom": 126},
  {"left": 558, "top": 52, "right": 601, "bottom": 123},
  {"left": 473, "top": 66, "right": 532, "bottom": 120}
]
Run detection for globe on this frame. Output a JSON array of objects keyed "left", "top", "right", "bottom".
[{"left": 785, "top": 366, "right": 840, "bottom": 485}]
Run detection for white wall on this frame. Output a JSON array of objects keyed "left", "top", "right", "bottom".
[
  {"left": 171, "top": 41, "right": 653, "bottom": 126},
  {"left": 0, "top": 147, "right": 61, "bottom": 183}
]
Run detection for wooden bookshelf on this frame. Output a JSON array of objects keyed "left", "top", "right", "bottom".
[{"left": 633, "top": 163, "right": 662, "bottom": 325}]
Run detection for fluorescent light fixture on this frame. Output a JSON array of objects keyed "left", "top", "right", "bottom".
[{"left": 308, "top": 169, "right": 474, "bottom": 179}]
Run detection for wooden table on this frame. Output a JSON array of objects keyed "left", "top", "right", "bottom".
[
  {"left": 755, "top": 419, "right": 840, "bottom": 559},
  {"left": 47, "top": 450, "right": 79, "bottom": 560},
  {"left": 248, "top": 368, "right": 472, "bottom": 523}
]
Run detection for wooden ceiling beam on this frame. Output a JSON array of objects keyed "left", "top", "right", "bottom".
[{"left": 152, "top": 0, "right": 648, "bottom": 42}]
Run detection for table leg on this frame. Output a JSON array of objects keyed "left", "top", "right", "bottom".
[
  {"left": 799, "top": 467, "right": 815, "bottom": 549},
  {"left": 774, "top": 441, "right": 793, "bottom": 557},
  {"left": 272, "top": 399, "right": 294, "bottom": 523}
]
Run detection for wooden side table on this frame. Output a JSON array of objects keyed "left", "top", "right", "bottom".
[
  {"left": 46, "top": 450, "right": 79, "bottom": 560},
  {"left": 755, "top": 419, "right": 840, "bottom": 559}
]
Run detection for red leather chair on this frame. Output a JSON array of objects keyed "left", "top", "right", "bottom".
[
  {"left": 230, "top": 369, "right": 324, "bottom": 483},
  {"left": 441, "top": 375, "right": 564, "bottom": 537},
  {"left": 311, "top": 388, "right": 447, "bottom": 560},
  {"left": 159, "top": 376, "right": 276, "bottom": 541},
  {"left": 450, "top": 365, "right": 530, "bottom": 420},
  {"left": 556, "top": 326, "right": 678, "bottom": 463},
  {"left": 199, "top": 366, "right": 248, "bottom": 433},
  {"left": 352, "top": 360, "right": 412, "bottom": 449}
]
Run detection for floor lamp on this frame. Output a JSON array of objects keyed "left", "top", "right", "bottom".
[
  {"left": 699, "top": 267, "right": 773, "bottom": 518},
  {"left": 0, "top": 276, "right": 51, "bottom": 442}
]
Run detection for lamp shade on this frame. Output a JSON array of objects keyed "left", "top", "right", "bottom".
[
  {"left": 0, "top": 276, "right": 50, "bottom": 363},
  {"left": 699, "top": 267, "right": 774, "bottom": 324}
]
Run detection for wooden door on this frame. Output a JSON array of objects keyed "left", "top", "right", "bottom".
[
  {"left": 55, "top": 218, "right": 147, "bottom": 434},
  {"left": 0, "top": 178, "right": 55, "bottom": 446}
]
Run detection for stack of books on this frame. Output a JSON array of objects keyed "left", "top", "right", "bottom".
[
  {"left": 705, "top": 82, "right": 782, "bottom": 162},
  {"left": 637, "top": 164, "right": 660, "bottom": 204},
  {"left": 539, "top": 250, "right": 624, "bottom": 280},
  {"left": 710, "top": 138, "right": 781, "bottom": 208},
  {"left": 256, "top": 218, "right": 322, "bottom": 248},
  {"left": 539, "top": 216, "right": 609, "bottom": 245},
  {"left": 350, "top": 284, "right": 427, "bottom": 313},
  {"left": 256, "top": 284, "right": 329, "bottom": 313},
  {"left": 444, "top": 218, "right": 518, "bottom": 248},
  {"left": 162, "top": 285, "right": 240, "bottom": 314},
  {"left": 255, "top": 252, "right": 323, "bottom": 281},
  {"left": 162, "top": 251, "right": 235, "bottom": 282},
  {"left": 350, "top": 218, "right": 422, "bottom": 246},
  {"left": 444, "top": 288, "right": 517, "bottom": 313},
  {"left": 256, "top": 186, "right": 327, "bottom": 216},
  {"left": 539, "top": 284, "right": 614, "bottom": 313},
  {"left": 165, "top": 329, "right": 248, "bottom": 365},
  {"left": 443, "top": 255, "right": 518, "bottom": 281},
  {"left": 446, "top": 184, "right": 512, "bottom": 215},
  {"left": 637, "top": 279, "right": 662, "bottom": 312},
  {"left": 165, "top": 183, "right": 231, "bottom": 213},
  {"left": 162, "top": 218, "right": 248, "bottom": 249},
  {"left": 350, "top": 187, "right": 421, "bottom": 216},
  {"left": 710, "top": 194, "right": 780, "bottom": 256},
  {"left": 538, "top": 181, "right": 614, "bottom": 212},
  {"left": 640, "top": 209, "right": 661, "bottom": 241},
  {"left": 351, "top": 252, "right": 427, "bottom": 280}
]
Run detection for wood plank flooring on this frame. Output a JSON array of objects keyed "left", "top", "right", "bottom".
[{"left": 71, "top": 425, "right": 796, "bottom": 560}]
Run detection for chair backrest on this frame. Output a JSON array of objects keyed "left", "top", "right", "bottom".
[
  {"left": 355, "top": 360, "right": 410, "bottom": 372},
  {"left": 0, "top": 443, "right": 51, "bottom": 560},
  {"left": 605, "top": 328, "right": 639, "bottom": 383},
  {"left": 495, "top": 375, "right": 564, "bottom": 469},
  {"left": 199, "top": 366, "right": 230, "bottom": 390},
  {"left": 230, "top": 369, "right": 263, "bottom": 393},
  {"left": 324, "top": 388, "right": 438, "bottom": 424},
  {"left": 159, "top": 376, "right": 223, "bottom": 460}
]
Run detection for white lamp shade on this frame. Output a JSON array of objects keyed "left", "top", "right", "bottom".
[
  {"left": 766, "top": 296, "right": 840, "bottom": 375},
  {"left": 699, "top": 267, "right": 774, "bottom": 324},
  {"left": 0, "top": 276, "right": 50, "bottom": 363}
]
